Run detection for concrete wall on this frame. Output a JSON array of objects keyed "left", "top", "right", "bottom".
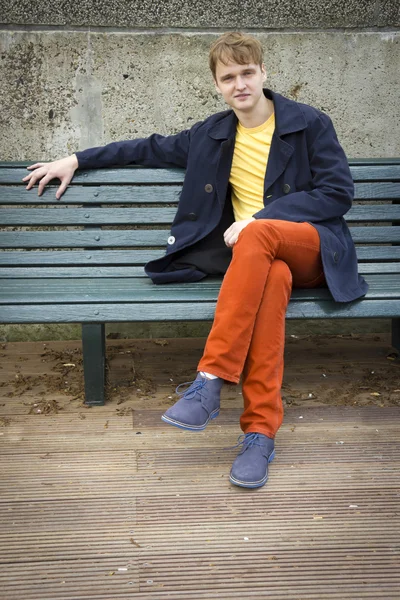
[
  {"left": 2, "top": 1, "right": 399, "bottom": 29},
  {"left": 1, "top": 2, "right": 399, "bottom": 160}
]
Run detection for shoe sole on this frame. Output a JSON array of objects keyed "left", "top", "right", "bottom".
[
  {"left": 229, "top": 450, "right": 276, "bottom": 489},
  {"left": 161, "top": 409, "right": 220, "bottom": 431}
]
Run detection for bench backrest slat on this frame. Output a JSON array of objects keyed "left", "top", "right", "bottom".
[
  {"left": 0, "top": 226, "right": 399, "bottom": 249},
  {"left": 0, "top": 249, "right": 161, "bottom": 265},
  {"left": 0, "top": 167, "right": 186, "bottom": 185},
  {"left": 0, "top": 186, "right": 183, "bottom": 204},
  {"left": 2, "top": 205, "right": 399, "bottom": 226},
  {"left": 1, "top": 207, "right": 178, "bottom": 225},
  {"left": 2, "top": 164, "right": 400, "bottom": 184},
  {"left": 2, "top": 182, "right": 400, "bottom": 204}
]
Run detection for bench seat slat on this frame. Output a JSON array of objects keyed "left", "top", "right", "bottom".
[
  {"left": 2, "top": 164, "right": 400, "bottom": 184},
  {"left": 0, "top": 299, "right": 399, "bottom": 323},
  {"left": 1, "top": 262, "right": 400, "bottom": 279},
  {"left": 2, "top": 205, "right": 400, "bottom": 226},
  {"left": 1, "top": 226, "right": 399, "bottom": 248},
  {"left": 0, "top": 246, "right": 399, "bottom": 266},
  {"left": 1, "top": 274, "right": 398, "bottom": 304}
]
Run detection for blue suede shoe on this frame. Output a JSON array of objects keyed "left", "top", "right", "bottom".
[
  {"left": 229, "top": 433, "right": 275, "bottom": 489},
  {"left": 161, "top": 373, "right": 223, "bottom": 431}
]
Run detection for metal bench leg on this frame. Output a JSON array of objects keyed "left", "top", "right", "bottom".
[
  {"left": 392, "top": 318, "right": 400, "bottom": 354},
  {"left": 82, "top": 323, "right": 106, "bottom": 406}
]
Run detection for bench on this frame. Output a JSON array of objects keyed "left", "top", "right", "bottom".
[{"left": 0, "top": 159, "right": 399, "bottom": 406}]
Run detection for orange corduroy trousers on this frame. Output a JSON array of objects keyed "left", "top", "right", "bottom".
[{"left": 197, "top": 219, "right": 325, "bottom": 439}]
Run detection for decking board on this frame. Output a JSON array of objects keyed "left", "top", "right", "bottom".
[{"left": 0, "top": 335, "right": 399, "bottom": 599}]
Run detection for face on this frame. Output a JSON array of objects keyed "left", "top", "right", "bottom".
[{"left": 214, "top": 61, "right": 267, "bottom": 113}]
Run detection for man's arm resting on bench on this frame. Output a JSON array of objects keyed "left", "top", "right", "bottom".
[{"left": 22, "top": 124, "right": 200, "bottom": 199}]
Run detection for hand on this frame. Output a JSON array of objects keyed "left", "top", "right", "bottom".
[
  {"left": 22, "top": 154, "right": 79, "bottom": 199},
  {"left": 223, "top": 218, "right": 255, "bottom": 247}
]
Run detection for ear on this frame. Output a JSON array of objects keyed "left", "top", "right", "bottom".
[
  {"left": 261, "top": 63, "right": 267, "bottom": 82},
  {"left": 213, "top": 78, "right": 222, "bottom": 94}
]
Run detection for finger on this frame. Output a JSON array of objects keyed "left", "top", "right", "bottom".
[
  {"left": 23, "top": 169, "right": 43, "bottom": 182},
  {"left": 224, "top": 232, "right": 236, "bottom": 247},
  {"left": 224, "top": 224, "right": 237, "bottom": 239},
  {"left": 37, "top": 173, "right": 53, "bottom": 196},
  {"left": 27, "top": 163, "right": 46, "bottom": 170},
  {"left": 56, "top": 180, "right": 69, "bottom": 200},
  {"left": 25, "top": 172, "right": 40, "bottom": 190},
  {"left": 25, "top": 168, "right": 45, "bottom": 189}
]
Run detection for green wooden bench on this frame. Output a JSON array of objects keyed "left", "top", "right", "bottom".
[{"left": 0, "top": 160, "right": 399, "bottom": 405}]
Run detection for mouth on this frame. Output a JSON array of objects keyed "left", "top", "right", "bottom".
[{"left": 234, "top": 94, "right": 250, "bottom": 99}]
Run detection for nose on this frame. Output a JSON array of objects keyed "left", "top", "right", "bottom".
[{"left": 235, "top": 76, "right": 246, "bottom": 90}]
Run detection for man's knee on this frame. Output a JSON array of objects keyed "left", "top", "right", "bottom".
[
  {"left": 235, "top": 219, "right": 279, "bottom": 254},
  {"left": 269, "top": 259, "right": 293, "bottom": 287}
]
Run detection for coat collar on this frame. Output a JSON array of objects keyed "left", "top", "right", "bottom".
[{"left": 207, "top": 89, "right": 307, "bottom": 140}]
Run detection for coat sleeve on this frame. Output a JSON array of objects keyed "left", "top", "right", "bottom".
[
  {"left": 75, "top": 123, "right": 202, "bottom": 170},
  {"left": 253, "top": 113, "right": 354, "bottom": 222}
]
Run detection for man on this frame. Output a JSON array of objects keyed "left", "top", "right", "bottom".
[{"left": 23, "top": 32, "right": 368, "bottom": 489}]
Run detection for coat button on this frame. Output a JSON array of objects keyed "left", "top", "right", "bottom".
[
  {"left": 167, "top": 236, "right": 175, "bottom": 245},
  {"left": 283, "top": 183, "right": 291, "bottom": 194},
  {"left": 205, "top": 183, "right": 213, "bottom": 193},
  {"left": 333, "top": 251, "right": 339, "bottom": 262},
  {"left": 188, "top": 212, "right": 197, "bottom": 221}
]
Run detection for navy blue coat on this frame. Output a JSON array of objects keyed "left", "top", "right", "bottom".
[{"left": 76, "top": 89, "right": 368, "bottom": 303}]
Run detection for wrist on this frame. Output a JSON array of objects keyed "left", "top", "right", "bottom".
[{"left": 70, "top": 154, "right": 79, "bottom": 170}]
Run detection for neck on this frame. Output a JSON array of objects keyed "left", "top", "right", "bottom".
[{"left": 235, "top": 94, "right": 273, "bottom": 128}]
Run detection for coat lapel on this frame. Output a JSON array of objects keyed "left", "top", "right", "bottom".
[
  {"left": 263, "top": 133, "right": 294, "bottom": 194},
  {"left": 263, "top": 90, "right": 307, "bottom": 194},
  {"left": 208, "top": 111, "right": 237, "bottom": 208}
]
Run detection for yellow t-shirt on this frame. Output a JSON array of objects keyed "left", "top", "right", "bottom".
[{"left": 229, "top": 113, "right": 275, "bottom": 222}]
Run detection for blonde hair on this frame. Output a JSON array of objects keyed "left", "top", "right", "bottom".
[{"left": 209, "top": 32, "right": 264, "bottom": 79}]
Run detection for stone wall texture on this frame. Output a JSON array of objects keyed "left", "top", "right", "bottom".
[
  {"left": 1, "top": 0, "right": 399, "bottom": 28},
  {"left": 0, "top": 29, "right": 399, "bottom": 160}
]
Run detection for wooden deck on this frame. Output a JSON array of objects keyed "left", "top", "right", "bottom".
[{"left": 0, "top": 334, "right": 399, "bottom": 599}]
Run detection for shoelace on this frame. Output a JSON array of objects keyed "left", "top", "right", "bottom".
[
  {"left": 175, "top": 377, "right": 208, "bottom": 401},
  {"left": 224, "top": 432, "right": 265, "bottom": 452}
]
